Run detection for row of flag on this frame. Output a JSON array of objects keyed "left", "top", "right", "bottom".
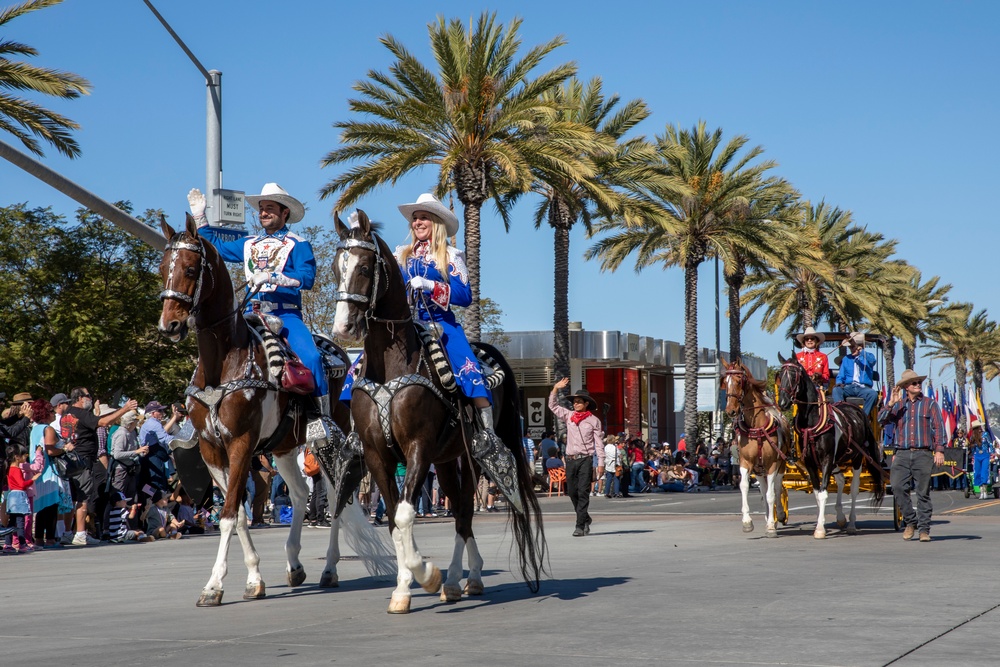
[{"left": 925, "top": 380, "right": 995, "bottom": 446}]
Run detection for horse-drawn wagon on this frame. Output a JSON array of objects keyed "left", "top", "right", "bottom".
[{"left": 775, "top": 331, "right": 902, "bottom": 535}]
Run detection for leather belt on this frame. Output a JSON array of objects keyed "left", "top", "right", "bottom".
[
  {"left": 567, "top": 453, "right": 592, "bottom": 460},
  {"left": 253, "top": 300, "right": 299, "bottom": 313}
]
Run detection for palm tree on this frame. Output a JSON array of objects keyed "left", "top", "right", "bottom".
[
  {"left": 504, "top": 76, "right": 660, "bottom": 383},
  {"left": 320, "top": 12, "right": 595, "bottom": 341},
  {"left": 0, "top": 0, "right": 90, "bottom": 158},
  {"left": 742, "top": 201, "right": 887, "bottom": 336},
  {"left": 587, "top": 121, "right": 784, "bottom": 443},
  {"left": 859, "top": 259, "right": 923, "bottom": 389},
  {"left": 902, "top": 272, "right": 952, "bottom": 369}
]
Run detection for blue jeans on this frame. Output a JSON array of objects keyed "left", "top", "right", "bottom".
[
  {"left": 630, "top": 463, "right": 646, "bottom": 492},
  {"left": 604, "top": 470, "right": 619, "bottom": 497},
  {"left": 832, "top": 383, "right": 878, "bottom": 415}
]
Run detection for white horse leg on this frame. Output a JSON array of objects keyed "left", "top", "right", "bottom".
[
  {"left": 764, "top": 471, "right": 782, "bottom": 537},
  {"left": 320, "top": 503, "right": 342, "bottom": 588},
  {"left": 274, "top": 452, "right": 308, "bottom": 586},
  {"left": 388, "top": 526, "right": 414, "bottom": 613},
  {"left": 441, "top": 533, "right": 465, "bottom": 602},
  {"left": 846, "top": 467, "right": 862, "bottom": 534},
  {"left": 814, "top": 487, "right": 829, "bottom": 539},
  {"left": 198, "top": 514, "right": 236, "bottom": 606},
  {"left": 833, "top": 471, "right": 848, "bottom": 528},
  {"left": 394, "top": 500, "right": 441, "bottom": 590},
  {"left": 234, "top": 502, "right": 265, "bottom": 599},
  {"left": 464, "top": 536, "right": 484, "bottom": 595},
  {"left": 739, "top": 464, "right": 753, "bottom": 532}
]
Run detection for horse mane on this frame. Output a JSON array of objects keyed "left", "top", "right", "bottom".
[{"left": 735, "top": 361, "right": 768, "bottom": 394}]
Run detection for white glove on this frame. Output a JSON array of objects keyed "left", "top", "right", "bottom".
[
  {"left": 409, "top": 276, "right": 435, "bottom": 292},
  {"left": 251, "top": 271, "right": 301, "bottom": 289},
  {"left": 250, "top": 271, "right": 270, "bottom": 288},
  {"left": 187, "top": 188, "right": 208, "bottom": 226}
]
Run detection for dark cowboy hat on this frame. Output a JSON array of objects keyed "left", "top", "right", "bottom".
[{"left": 566, "top": 389, "right": 598, "bottom": 412}]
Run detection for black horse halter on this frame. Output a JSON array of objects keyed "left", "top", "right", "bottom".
[
  {"left": 778, "top": 361, "right": 818, "bottom": 407},
  {"left": 333, "top": 233, "right": 409, "bottom": 325}
]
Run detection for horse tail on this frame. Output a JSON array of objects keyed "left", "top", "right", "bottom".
[
  {"left": 475, "top": 342, "right": 549, "bottom": 592},
  {"left": 861, "top": 418, "right": 886, "bottom": 509},
  {"left": 339, "top": 499, "right": 397, "bottom": 580}
]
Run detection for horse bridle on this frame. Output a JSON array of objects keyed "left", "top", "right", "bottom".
[
  {"left": 159, "top": 233, "right": 211, "bottom": 318},
  {"left": 333, "top": 234, "right": 409, "bottom": 325},
  {"left": 778, "top": 361, "right": 820, "bottom": 407}
]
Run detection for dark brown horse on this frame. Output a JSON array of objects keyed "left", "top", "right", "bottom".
[
  {"left": 722, "top": 361, "right": 791, "bottom": 537},
  {"left": 776, "top": 352, "right": 886, "bottom": 538},
  {"left": 330, "top": 210, "right": 546, "bottom": 613},
  {"left": 157, "top": 214, "right": 391, "bottom": 606}
]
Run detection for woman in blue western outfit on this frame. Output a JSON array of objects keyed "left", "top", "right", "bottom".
[{"left": 393, "top": 193, "right": 497, "bottom": 442}]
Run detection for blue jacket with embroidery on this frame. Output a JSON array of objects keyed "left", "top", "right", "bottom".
[{"left": 199, "top": 226, "right": 316, "bottom": 311}]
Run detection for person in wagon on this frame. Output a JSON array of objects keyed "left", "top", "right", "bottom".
[
  {"left": 187, "top": 184, "right": 333, "bottom": 445},
  {"left": 795, "top": 326, "right": 830, "bottom": 390},
  {"left": 832, "top": 331, "right": 879, "bottom": 415}
]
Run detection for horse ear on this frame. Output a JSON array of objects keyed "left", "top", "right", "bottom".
[
  {"left": 356, "top": 209, "right": 371, "bottom": 234},
  {"left": 159, "top": 214, "right": 176, "bottom": 240},
  {"left": 777, "top": 351, "right": 787, "bottom": 364},
  {"left": 333, "top": 210, "right": 348, "bottom": 237},
  {"left": 185, "top": 212, "right": 199, "bottom": 237}
]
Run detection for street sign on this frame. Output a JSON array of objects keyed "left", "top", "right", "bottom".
[{"left": 213, "top": 188, "right": 245, "bottom": 227}]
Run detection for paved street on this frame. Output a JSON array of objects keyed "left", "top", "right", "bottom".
[{"left": 5, "top": 487, "right": 998, "bottom": 666}]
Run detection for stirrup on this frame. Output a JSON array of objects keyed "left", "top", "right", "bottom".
[{"left": 470, "top": 427, "right": 524, "bottom": 515}]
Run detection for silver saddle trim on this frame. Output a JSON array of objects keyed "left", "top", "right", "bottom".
[{"left": 353, "top": 373, "right": 455, "bottom": 448}]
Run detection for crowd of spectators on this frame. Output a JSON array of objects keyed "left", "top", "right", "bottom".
[{"left": 0, "top": 389, "right": 216, "bottom": 553}]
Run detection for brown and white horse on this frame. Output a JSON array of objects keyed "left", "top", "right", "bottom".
[
  {"left": 722, "top": 361, "right": 792, "bottom": 537},
  {"left": 157, "top": 214, "right": 390, "bottom": 606},
  {"left": 330, "top": 210, "right": 546, "bottom": 613}
]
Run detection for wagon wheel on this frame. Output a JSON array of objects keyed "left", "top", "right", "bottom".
[
  {"left": 994, "top": 485, "right": 999, "bottom": 499},
  {"left": 777, "top": 486, "right": 789, "bottom": 525},
  {"left": 892, "top": 495, "right": 902, "bottom": 531},
  {"left": 964, "top": 482, "right": 971, "bottom": 499}
]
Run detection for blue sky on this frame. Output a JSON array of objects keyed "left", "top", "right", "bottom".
[{"left": 4, "top": 1, "right": 998, "bottom": 398}]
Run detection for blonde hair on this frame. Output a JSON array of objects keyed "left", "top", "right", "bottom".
[{"left": 399, "top": 214, "right": 451, "bottom": 284}]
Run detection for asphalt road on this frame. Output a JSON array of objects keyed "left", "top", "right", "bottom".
[{"left": 4, "top": 487, "right": 998, "bottom": 667}]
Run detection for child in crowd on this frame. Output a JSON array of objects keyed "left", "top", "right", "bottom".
[
  {"left": 5, "top": 444, "right": 40, "bottom": 553},
  {"left": 145, "top": 490, "right": 186, "bottom": 540},
  {"left": 171, "top": 488, "right": 205, "bottom": 535},
  {"left": 108, "top": 491, "right": 153, "bottom": 543}
]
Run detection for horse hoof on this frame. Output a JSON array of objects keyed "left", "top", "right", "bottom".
[
  {"left": 836, "top": 518, "right": 848, "bottom": 529},
  {"left": 464, "top": 579, "right": 484, "bottom": 596},
  {"left": 813, "top": 530, "right": 826, "bottom": 539},
  {"left": 196, "top": 590, "right": 223, "bottom": 607},
  {"left": 287, "top": 565, "right": 306, "bottom": 587},
  {"left": 742, "top": 521, "right": 754, "bottom": 533},
  {"left": 846, "top": 526, "right": 859, "bottom": 536},
  {"left": 765, "top": 528, "right": 778, "bottom": 538},
  {"left": 421, "top": 565, "right": 442, "bottom": 594},
  {"left": 319, "top": 571, "right": 339, "bottom": 588},
  {"left": 387, "top": 593, "right": 411, "bottom": 614},
  {"left": 243, "top": 582, "right": 266, "bottom": 600},
  {"left": 440, "top": 584, "right": 463, "bottom": 602}
]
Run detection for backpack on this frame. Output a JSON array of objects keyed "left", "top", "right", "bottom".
[{"left": 303, "top": 449, "right": 321, "bottom": 477}]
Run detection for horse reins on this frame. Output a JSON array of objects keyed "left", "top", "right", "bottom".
[{"left": 726, "top": 367, "right": 785, "bottom": 467}]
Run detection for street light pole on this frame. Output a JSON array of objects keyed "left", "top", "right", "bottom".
[
  {"left": 714, "top": 254, "right": 721, "bottom": 436},
  {"left": 142, "top": 0, "right": 222, "bottom": 223}
]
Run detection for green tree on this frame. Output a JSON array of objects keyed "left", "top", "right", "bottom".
[
  {"left": 0, "top": 0, "right": 90, "bottom": 158},
  {"left": 319, "top": 12, "right": 596, "bottom": 341},
  {"left": 505, "top": 76, "right": 660, "bottom": 384},
  {"left": 0, "top": 203, "right": 195, "bottom": 402},
  {"left": 587, "top": 122, "right": 783, "bottom": 444}
]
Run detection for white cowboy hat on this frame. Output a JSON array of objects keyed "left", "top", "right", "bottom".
[
  {"left": 896, "top": 368, "right": 927, "bottom": 389},
  {"left": 969, "top": 415, "right": 982, "bottom": 430},
  {"left": 795, "top": 326, "right": 826, "bottom": 346},
  {"left": 246, "top": 183, "right": 305, "bottom": 224},
  {"left": 398, "top": 193, "right": 459, "bottom": 237}
]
